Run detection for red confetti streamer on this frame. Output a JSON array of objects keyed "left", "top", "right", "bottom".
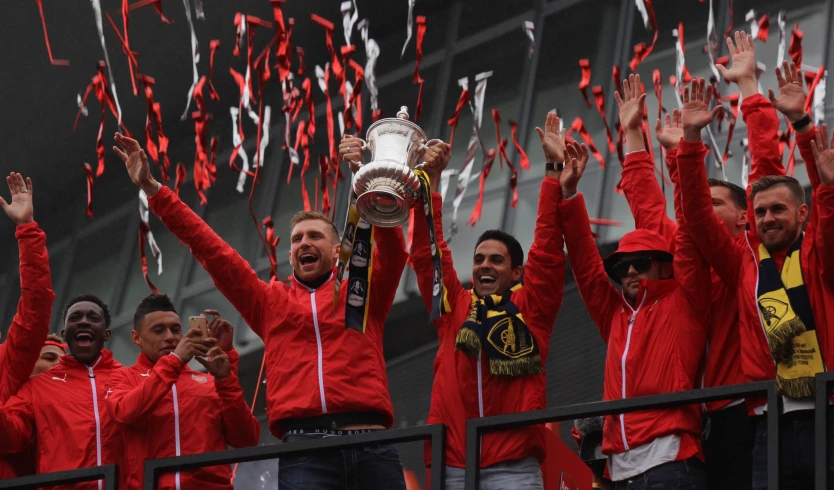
[
  {"left": 414, "top": 80, "right": 425, "bottom": 123},
  {"left": 412, "top": 16, "right": 427, "bottom": 83},
  {"left": 296, "top": 47, "right": 306, "bottom": 75},
  {"left": 84, "top": 163, "right": 94, "bottom": 218},
  {"left": 271, "top": 0, "right": 292, "bottom": 81},
  {"left": 674, "top": 23, "right": 693, "bottom": 84},
  {"left": 578, "top": 59, "right": 592, "bottom": 108},
  {"left": 300, "top": 126, "right": 312, "bottom": 211},
  {"left": 140, "top": 75, "right": 171, "bottom": 182},
  {"left": 347, "top": 59, "right": 365, "bottom": 132},
  {"left": 468, "top": 149, "right": 497, "bottom": 226},
  {"left": 208, "top": 40, "right": 221, "bottom": 101},
  {"left": 174, "top": 162, "right": 186, "bottom": 196},
  {"left": 492, "top": 109, "right": 518, "bottom": 207},
  {"left": 757, "top": 14, "right": 770, "bottom": 42},
  {"left": 319, "top": 155, "right": 332, "bottom": 216},
  {"left": 319, "top": 64, "right": 337, "bottom": 167},
  {"left": 567, "top": 117, "right": 604, "bottom": 167},
  {"left": 612, "top": 65, "right": 622, "bottom": 98},
  {"left": 128, "top": 0, "right": 173, "bottom": 23},
  {"left": 301, "top": 78, "right": 316, "bottom": 139},
  {"left": 35, "top": 0, "right": 69, "bottom": 66},
  {"left": 105, "top": 11, "right": 140, "bottom": 97},
  {"left": 592, "top": 86, "right": 616, "bottom": 153},
  {"left": 508, "top": 120, "right": 530, "bottom": 170},
  {"left": 629, "top": 0, "right": 658, "bottom": 72},
  {"left": 288, "top": 120, "right": 306, "bottom": 183},
  {"left": 262, "top": 217, "right": 280, "bottom": 281},
  {"left": 789, "top": 22, "right": 803, "bottom": 67},
  {"left": 312, "top": 14, "right": 344, "bottom": 91},
  {"left": 725, "top": 0, "right": 734, "bottom": 39},
  {"left": 447, "top": 86, "right": 471, "bottom": 148},
  {"left": 803, "top": 65, "right": 825, "bottom": 114},
  {"left": 138, "top": 222, "right": 161, "bottom": 294},
  {"left": 340, "top": 45, "right": 357, "bottom": 98}
]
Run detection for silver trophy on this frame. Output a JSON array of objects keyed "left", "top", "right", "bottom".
[{"left": 349, "top": 106, "right": 441, "bottom": 227}]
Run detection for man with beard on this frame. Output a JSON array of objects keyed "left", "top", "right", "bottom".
[
  {"left": 108, "top": 294, "right": 260, "bottom": 490},
  {"left": 0, "top": 294, "right": 124, "bottom": 490},
  {"left": 113, "top": 131, "right": 410, "bottom": 489},
  {"left": 678, "top": 76, "right": 834, "bottom": 487},
  {"left": 406, "top": 115, "right": 566, "bottom": 489},
  {"left": 0, "top": 172, "right": 55, "bottom": 479}
]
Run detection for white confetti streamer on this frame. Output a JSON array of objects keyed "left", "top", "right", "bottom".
[
  {"left": 230, "top": 107, "right": 252, "bottom": 193},
  {"left": 139, "top": 190, "right": 163, "bottom": 275},
  {"left": 179, "top": 0, "right": 201, "bottom": 120},
  {"left": 673, "top": 27, "right": 685, "bottom": 108},
  {"left": 706, "top": 0, "right": 721, "bottom": 81},
  {"left": 358, "top": 20, "right": 380, "bottom": 117},
  {"left": 777, "top": 11, "right": 787, "bottom": 68},
  {"left": 77, "top": 93, "right": 89, "bottom": 117},
  {"left": 400, "top": 0, "right": 415, "bottom": 58},
  {"left": 635, "top": 0, "right": 650, "bottom": 30},
  {"left": 341, "top": 0, "right": 359, "bottom": 46},
  {"left": 746, "top": 10, "right": 759, "bottom": 40},
  {"left": 740, "top": 137, "right": 751, "bottom": 189},
  {"left": 439, "top": 169, "right": 458, "bottom": 204},
  {"left": 194, "top": 0, "right": 205, "bottom": 20},
  {"left": 90, "top": 0, "right": 122, "bottom": 124},
  {"left": 254, "top": 106, "right": 272, "bottom": 168},
  {"left": 523, "top": 21, "right": 535, "bottom": 58}
]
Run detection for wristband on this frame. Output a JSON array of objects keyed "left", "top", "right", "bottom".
[
  {"left": 792, "top": 114, "right": 812, "bottom": 131},
  {"left": 546, "top": 162, "right": 565, "bottom": 172}
]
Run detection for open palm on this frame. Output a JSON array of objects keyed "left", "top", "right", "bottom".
[
  {"left": 716, "top": 31, "right": 756, "bottom": 83},
  {"left": 681, "top": 79, "right": 721, "bottom": 133},
  {"left": 655, "top": 109, "right": 683, "bottom": 150},
  {"left": 768, "top": 61, "right": 807, "bottom": 122},
  {"left": 535, "top": 112, "right": 566, "bottom": 163},
  {"left": 0, "top": 173, "right": 34, "bottom": 225},
  {"left": 811, "top": 124, "right": 834, "bottom": 186},
  {"left": 615, "top": 74, "right": 647, "bottom": 131}
]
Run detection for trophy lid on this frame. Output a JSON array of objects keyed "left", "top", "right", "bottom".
[{"left": 396, "top": 106, "right": 410, "bottom": 120}]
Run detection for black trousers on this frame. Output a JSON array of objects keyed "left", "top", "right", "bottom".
[{"left": 702, "top": 402, "right": 755, "bottom": 490}]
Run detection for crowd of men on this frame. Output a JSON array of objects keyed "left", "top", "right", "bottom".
[{"left": 0, "top": 31, "right": 833, "bottom": 490}]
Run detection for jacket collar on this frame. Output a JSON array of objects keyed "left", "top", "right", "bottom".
[
  {"left": 621, "top": 278, "right": 677, "bottom": 309},
  {"left": 289, "top": 268, "right": 336, "bottom": 292},
  {"left": 60, "top": 349, "right": 115, "bottom": 371}
]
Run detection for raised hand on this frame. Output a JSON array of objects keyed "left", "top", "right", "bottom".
[
  {"left": 769, "top": 61, "right": 808, "bottom": 123},
  {"left": 339, "top": 135, "right": 365, "bottom": 174},
  {"left": 0, "top": 173, "right": 34, "bottom": 225},
  {"left": 205, "top": 309, "right": 234, "bottom": 352},
  {"left": 655, "top": 109, "right": 684, "bottom": 150},
  {"left": 811, "top": 124, "right": 834, "bottom": 186},
  {"left": 114, "top": 133, "right": 159, "bottom": 197},
  {"left": 535, "top": 112, "right": 567, "bottom": 164},
  {"left": 173, "top": 327, "right": 213, "bottom": 364},
  {"left": 716, "top": 31, "right": 757, "bottom": 91},
  {"left": 614, "top": 74, "right": 647, "bottom": 132},
  {"left": 560, "top": 142, "right": 589, "bottom": 199},
  {"left": 195, "top": 346, "right": 232, "bottom": 380},
  {"left": 421, "top": 141, "right": 452, "bottom": 173},
  {"left": 681, "top": 79, "right": 722, "bottom": 142}
]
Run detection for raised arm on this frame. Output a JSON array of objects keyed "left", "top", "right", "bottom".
[
  {"left": 0, "top": 174, "right": 55, "bottom": 401},
  {"left": 113, "top": 135, "right": 283, "bottom": 339},
  {"left": 807, "top": 127, "right": 834, "bottom": 287},
  {"left": 408, "top": 142, "right": 467, "bottom": 319},
  {"left": 559, "top": 143, "right": 621, "bottom": 341},
  {"left": 106, "top": 357, "right": 182, "bottom": 427},
  {"left": 770, "top": 60, "right": 818, "bottom": 188},
  {"left": 618, "top": 75, "right": 678, "bottom": 246},
  {"left": 0, "top": 383, "right": 35, "bottom": 454},
  {"left": 678, "top": 79, "right": 746, "bottom": 289},
  {"left": 208, "top": 349, "right": 260, "bottom": 448}
]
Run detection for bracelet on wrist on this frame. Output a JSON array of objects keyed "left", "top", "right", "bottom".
[
  {"left": 792, "top": 114, "right": 812, "bottom": 131},
  {"left": 546, "top": 162, "right": 565, "bottom": 172}
]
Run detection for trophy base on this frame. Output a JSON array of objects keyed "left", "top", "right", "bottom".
[{"left": 356, "top": 188, "right": 410, "bottom": 227}]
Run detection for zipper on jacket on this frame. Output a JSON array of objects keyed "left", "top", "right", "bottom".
[
  {"left": 309, "top": 289, "right": 328, "bottom": 414},
  {"left": 172, "top": 383, "right": 181, "bottom": 490},
  {"left": 476, "top": 352, "right": 484, "bottom": 418},
  {"left": 619, "top": 291, "right": 646, "bottom": 452},
  {"left": 87, "top": 357, "right": 103, "bottom": 490}
]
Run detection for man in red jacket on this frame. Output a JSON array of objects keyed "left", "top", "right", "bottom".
[
  {"left": 107, "top": 293, "right": 260, "bottom": 490},
  {"left": 114, "top": 133, "right": 410, "bottom": 489},
  {"left": 0, "top": 172, "right": 55, "bottom": 480},
  {"left": 0, "top": 293, "right": 123, "bottom": 490},
  {"left": 562, "top": 77, "right": 713, "bottom": 486},
  {"left": 31, "top": 334, "right": 67, "bottom": 377},
  {"left": 407, "top": 113, "right": 567, "bottom": 489},
  {"left": 678, "top": 72, "right": 834, "bottom": 489}
]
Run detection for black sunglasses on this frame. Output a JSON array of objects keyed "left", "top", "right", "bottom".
[{"left": 612, "top": 256, "right": 654, "bottom": 278}]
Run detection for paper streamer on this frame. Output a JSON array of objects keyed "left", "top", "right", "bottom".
[
  {"left": 447, "top": 85, "right": 471, "bottom": 148},
  {"left": 179, "top": 0, "right": 200, "bottom": 121},
  {"left": 262, "top": 217, "right": 280, "bottom": 280},
  {"left": 312, "top": 14, "right": 343, "bottom": 92},
  {"left": 706, "top": 0, "right": 721, "bottom": 81},
  {"left": 439, "top": 169, "right": 458, "bottom": 204},
  {"left": 740, "top": 137, "right": 751, "bottom": 189},
  {"left": 140, "top": 75, "right": 171, "bottom": 182},
  {"left": 789, "top": 22, "right": 803, "bottom": 68},
  {"left": 317, "top": 64, "right": 338, "bottom": 168},
  {"left": 412, "top": 16, "right": 427, "bottom": 122},
  {"left": 91, "top": 0, "right": 122, "bottom": 124},
  {"left": 35, "top": 0, "right": 69, "bottom": 65},
  {"left": 358, "top": 19, "right": 381, "bottom": 121},
  {"left": 319, "top": 156, "right": 332, "bottom": 216},
  {"left": 567, "top": 117, "right": 604, "bottom": 166},
  {"left": 592, "top": 85, "right": 616, "bottom": 153},
  {"left": 578, "top": 59, "right": 592, "bottom": 108},
  {"left": 230, "top": 107, "right": 252, "bottom": 193},
  {"left": 194, "top": 0, "right": 204, "bottom": 19},
  {"left": 523, "top": 21, "right": 535, "bottom": 58},
  {"left": 468, "top": 149, "right": 497, "bottom": 226},
  {"left": 630, "top": 0, "right": 658, "bottom": 71},
  {"left": 84, "top": 163, "right": 94, "bottom": 218},
  {"left": 128, "top": 0, "right": 173, "bottom": 23},
  {"left": 492, "top": 109, "right": 518, "bottom": 206},
  {"left": 508, "top": 120, "right": 530, "bottom": 170},
  {"left": 400, "top": 0, "right": 416, "bottom": 58},
  {"left": 341, "top": 0, "right": 359, "bottom": 46},
  {"left": 271, "top": 0, "right": 292, "bottom": 82},
  {"left": 777, "top": 11, "right": 787, "bottom": 68},
  {"left": 138, "top": 190, "right": 163, "bottom": 293},
  {"left": 174, "top": 162, "right": 186, "bottom": 195},
  {"left": 208, "top": 40, "right": 221, "bottom": 101},
  {"left": 450, "top": 71, "right": 492, "bottom": 242}
]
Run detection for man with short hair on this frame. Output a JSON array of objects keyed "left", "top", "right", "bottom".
[
  {"left": 31, "top": 334, "right": 66, "bottom": 377},
  {"left": 114, "top": 133, "right": 411, "bottom": 489},
  {"left": 0, "top": 294, "right": 124, "bottom": 489},
  {"left": 678, "top": 70, "right": 834, "bottom": 487},
  {"left": 560, "top": 80, "right": 713, "bottom": 484},
  {"left": 107, "top": 293, "right": 259, "bottom": 490},
  {"left": 0, "top": 172, "right": 55, "bottom": 479},
  {"left": 408, "top": 114, "right": 567, "bottom": 489}
]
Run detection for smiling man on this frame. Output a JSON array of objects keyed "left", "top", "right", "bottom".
[
  {"left": 107, "top": 294, "right": 259, "bottom": 490},
  {"left": 114, "top": 132, "right": 410, "bottom": 489},
  {"left": 0, "top": 294, "right": 124, "bottom": 489},
  {"left": 408, "top": 114, "right": 567, "bottom": 489}
]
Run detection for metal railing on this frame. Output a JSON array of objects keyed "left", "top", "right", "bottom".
[
  {"left": 464, "top": 381, "right": 780, "bottom": 490},
  {"left": 816, "top": 371, "right": 834, "bottom": 489},
  {"left": 0, "top": 464, "right": 118, "bottom": 489}
]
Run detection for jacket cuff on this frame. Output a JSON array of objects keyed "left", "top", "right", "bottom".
[
  {"left": 14, "top": 221, "right": 40, "bottom": 237},
  {"left": 678, "top": 139, "right": 707, "bottom": 155},
  {"left": 795, "top": 125, "right": 818, "bottom": 146},
  {"left": 559, "top": 192, "right": 591, "bottom": 240},
  {"left": 739, "top": 93, "right": 769, "bottom": 117},
  {"left": 623, "top": 150, "right": 651, "bottom": 167},
  {"left": 214, "top": 373, "right": 240, "bottom": 391},
  {"left": 540, "top": 176, "right": 563, "bottom": 205},
  {"left": 163, "top": 352, "right": 186, "bottom": 372}
]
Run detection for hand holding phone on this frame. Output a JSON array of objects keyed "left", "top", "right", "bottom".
[{"left": 188, "top": 315, "right": 209, "bottom": 339}]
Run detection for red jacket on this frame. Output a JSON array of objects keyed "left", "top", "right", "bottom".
[
  {"left": 107, "top": 351, "right": 259, "bottom": 490},
  {"left": 678, "top": 131, "right": 834, "bottom": 410},
  {"left": 560, "top": 190, "right": 710, "bottom": 461},
  {"left": 0, "top": 222, "right": 55, "bottom": 479},
  {"left": 148, "top": 186, "right": 408, "bottom": 437},
  {"left": 0, "top": 350, "right": 124, "bottom": 489},
  {"left": 409, "top": 178, "right": 566, "bottom": 468},
  {"left": 621, "top": 148, "right": 745, "bottom": 412}
]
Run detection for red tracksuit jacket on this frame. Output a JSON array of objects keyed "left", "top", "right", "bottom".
[
  {"left": 0, "top": 222, "right": 55, "bottom": 479},
  {"left": 0, "top": 350, "right": 124, "bottom": 490},
  {"left": 409, "top": 178, "right": 566, "bottom": 469},
  {"left": 148, "top": 186, "right": 408, "bottom": 437},
  {"left": 560, "top": 191, "right": 711, "bottom": 461},
  {"left": 678, "top": 130, "right": 834, "bottom": 410},
  {"left": 107, "top": 351, "right": 260, "bottom": 490}
]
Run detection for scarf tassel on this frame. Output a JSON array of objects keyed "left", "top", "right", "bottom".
[
  {"left": 455, "top": 327, "right": 482, "bottom": 357},
  {"left": 766, "top": 318, "right": 806, "bottom": 364},
  {"left": 490, "top": 355, "right": 543, "bottom": 377},
  {"left": 776, "top": 374, "right": 815, "bottom": 398}
]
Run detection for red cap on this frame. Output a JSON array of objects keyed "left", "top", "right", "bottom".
[{"left": 602, "top": 229, "right": 673, "bottom": 284}]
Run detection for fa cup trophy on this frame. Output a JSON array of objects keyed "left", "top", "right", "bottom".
[{"left": 349, "top": 106, "right": 441, "bottom": 227}]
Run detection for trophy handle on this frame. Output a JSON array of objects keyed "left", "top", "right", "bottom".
[
  {"left": 347, "top": 138, "right": 369, "bottom": 167},
  {"left": 415, "top": 139, "right": 445, "bottom": 170}
]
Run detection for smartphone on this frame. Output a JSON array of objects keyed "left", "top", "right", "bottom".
[{"left": 188, "top": 316, "right": 209, "bottom": 338}]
